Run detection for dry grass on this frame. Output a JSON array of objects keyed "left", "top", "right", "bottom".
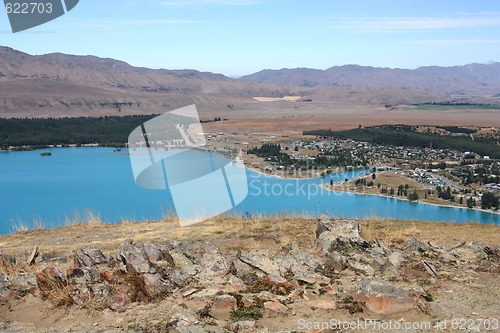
[
  {"left": 124, "top": 268, "right": 154, "bottom": 302},
  {"left": 358, "top": 218, "right": 500, "bottom": 247},
  {"left": 39, "top": 278, "right": 74, "bottom": 308},
  {"left": 9, "top": 208, "right": 104, "bottom": 234},
  {"left": 1, "top": 215, "right": 499, "bottom": 263},
  {"left": 203, "top": 101, "right": 500, "bottom": 135},
  {"left": 359, "top": 220, "right": 377, "bottom": 242},
  {"left": 66, "top": 209, "right": 103, "bottom": 227},
  {"left": 0, "top": 255, "right": 41, "bottom": 281}
]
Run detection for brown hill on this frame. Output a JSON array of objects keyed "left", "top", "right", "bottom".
[
  {"left": 240, "top": 63, "right": 500, "bottom": 97},
  {"left": 1, "top": 46, "right": 494, "bottom": 118},
  {"left": 0, "top": 46, "right": 290, "bottom": 97}
]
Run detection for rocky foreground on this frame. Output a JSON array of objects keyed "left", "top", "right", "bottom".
[{"left": 1, "top": 216, "right": 499, "bottom": 332}]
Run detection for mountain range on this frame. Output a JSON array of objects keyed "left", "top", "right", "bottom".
[
  {"left": 240, "top": 63, "right": 500, "bottom": 97},
  {"left": 0, "top": 46, "right": 499, "bottom": 118}
]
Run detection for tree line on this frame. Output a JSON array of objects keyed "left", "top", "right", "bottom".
[
  {"left": 0, "top": 114, "right": 196, "bottom": 149},
  {"left": 304, "top": 125, "right": 500, "bottom": 159}
]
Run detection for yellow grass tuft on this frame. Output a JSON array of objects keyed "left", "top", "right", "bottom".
[
  {"left": 0, "top": 255, "right": 40, "bottom": 281},
  {"left": 39, "top": 277, "right": 74, "bottom": 308}
]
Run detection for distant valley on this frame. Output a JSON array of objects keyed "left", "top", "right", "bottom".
[
  {"left": 0, "top": 46, "right": 499, "bottom": 123},
  {"left": 240, "top": 63, "right": 500, "bottom": 97}
]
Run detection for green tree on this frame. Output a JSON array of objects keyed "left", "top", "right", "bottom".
[
  {"left": 408, "top": 190, "right": 419, "bottom": 201},
  {"left": 481, "top": 192, "right": 499, "bottom": 210}
]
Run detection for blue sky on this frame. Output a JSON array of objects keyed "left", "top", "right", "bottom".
[{"left": 1, "top": 0, "right": 500, "bottom": 76}]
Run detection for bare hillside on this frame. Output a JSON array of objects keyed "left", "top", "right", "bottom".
[
  {"left": 240, "top": 63, "right": 500, "bottom": 97},
  {"left": 1, "top": 46, "right": 497, "bottom": 118}
]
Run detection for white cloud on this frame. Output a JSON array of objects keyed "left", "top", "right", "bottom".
[
  {"left": 70, "top": 18, "right": 205, "bottom": 30},
  {"left": 330, "top": 13, "right": 500, "bottom": 32},
  {"left": 409, "top": 39, "right": 500, "bottom": 46},
  {"left": 159, "top": 0, "right": 258, "bottom": 8}
]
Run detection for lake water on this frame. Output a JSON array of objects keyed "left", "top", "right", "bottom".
[{"left": 0, "top": 147, "right": 498, "bottom": 234}]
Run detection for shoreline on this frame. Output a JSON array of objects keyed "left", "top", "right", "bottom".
[
  {"left": 244, "top": 162, "right": 500, "bottom": 217},
  {"left": 243, "top": 159, "right": 368, "bottom": 180},
  {"left": 2, "top": 148, "right": 499, "bottom": 229},
  {"left": 321, "top": 182, "right": 500, "bottom": 216}
]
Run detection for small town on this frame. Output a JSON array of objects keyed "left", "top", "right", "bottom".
[{"left": 236, "top": 134, "right": 500, "bottom": 212}]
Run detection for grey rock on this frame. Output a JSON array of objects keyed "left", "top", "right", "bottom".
[
  {"left": 290, "top": 250, "right": 323, "bottom": 272},
  {"left": 450, "top": 240, "right": 466, "bottom": 250},
  {"left": 70, "top": 284, "right": 91, "bottom": 306},
  {"left": 11, "top": 273, "right": 37, "bottom": 292},
  {"left": 315, "top": 219, "right": 369, "bottom": 254},
  {"left": 34, "top": 252, "right": 49, "bottom": 264},
  {"left": 412, "top": 285, "right": 427, "bottom": 298},
  {"left": 295, "top": 271, "right": 331, "bottom": 285},
  {"left": 0, "top": 273, "right": 12, "bottom": 292},
  {"left": 67, "top": 267, "right": 99, "bottom": 285},
  {"left": 273, "top": 255, "right": 300, "bottom": 273},
  {"left": 324, "top": 251, "right": 348, "bottom": 273},
  {"left": 107, "top": 286, "right": 131, "bottom": 312},
  {"left": 350, "top": 253, "right": 372, "bottom": 265},
  {"left": 468, "top": 242, "right": 489, "bottom": 260},
  {"left": 143, "top": 242, "right": 174, "bottom": 266},
  {"left": 164, "top": 267, "right": 191, "bottom": 286},
  {"left": 282, "top": 241, "right": 299, "bottom": 253},
  {"left": 119, "top": 240, "right": 155, "bottom": 274},
  {"left": 316, "top": 213, "right": 332, "bottom": 238},
  {"left": 382, "top": 265, "right": 400, "bottom": 279},
  {"left": 375, "top": 237, "right": 392, "bottom": 255},
  {"left": 483, "top": 245, "right": 500, "bottom": 259},
  {"left": 233, "top": 256, "right": 266, "bottom": 284},
  {"left": 26, "top": 246, "right": 38, "bottom": 265},
  {"left": 168, "top": 312, "right": 224, "bottom": 333},
  {"left": 142, "top": 273, "right": 173, "bottom": 296},
  {"left": 347, "top": 259, "right": 375, "bottom": 276},
  {"left": 368, "top": 246, "right": 389, "bottom": 257},
  {"left": 75, "top": 246, "right": 108, "bottom": 267},
  {"left": 274, "top": 252, "right": 323, "bottom": 281},
  {"left": 354, "top": 278, "right": 416, "bottom": 315},
  {"left": 385, "top": 252, "right": 405, "bottom": 268},
  {"left": 423, "top": 261, "right": 438, "bottom": 277},
  {"left": 167, "top": 240, "right": 199, "bottom": 264},
  {"left": 372, "top": 256, "right": 386, "bottom": 271},
  {"left": 355, "top": 278, "right": 411, "bottom": 298},
  {"left": 406, "top": 238, "right": 431, "bottom": 253},
  {"left": 438, "top": 252, "right": 457, "bottom": 264},
  {"left": 167, "top": 242, "right": 200, "bottom": 276},
  {"left": 236, "top": 250, "right": 286, "bottom": 284},
  {"left": 89, "top": 283, "right": 113, "bottom": 307},
  {"left": 198, "top": 243, "right": 230, "bottom": 280}
]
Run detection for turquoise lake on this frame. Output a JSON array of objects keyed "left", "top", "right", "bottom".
[{"left": 0, "top": 147, "right": 498, "bottom": 234}]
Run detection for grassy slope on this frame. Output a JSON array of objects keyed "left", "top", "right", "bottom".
[{"left": 1, "top": 216, "right": 499, "bottom": 261}]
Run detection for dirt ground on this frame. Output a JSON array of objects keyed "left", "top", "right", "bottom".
[
  {"left": 201, "top": 100, "right": 500, "bottom": 134},
  {"left": 1, "top": 217, "right": 499, "bottom": 332},
  {"left": 2, "top": 216, "right": 499, "bottom": 260}
]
